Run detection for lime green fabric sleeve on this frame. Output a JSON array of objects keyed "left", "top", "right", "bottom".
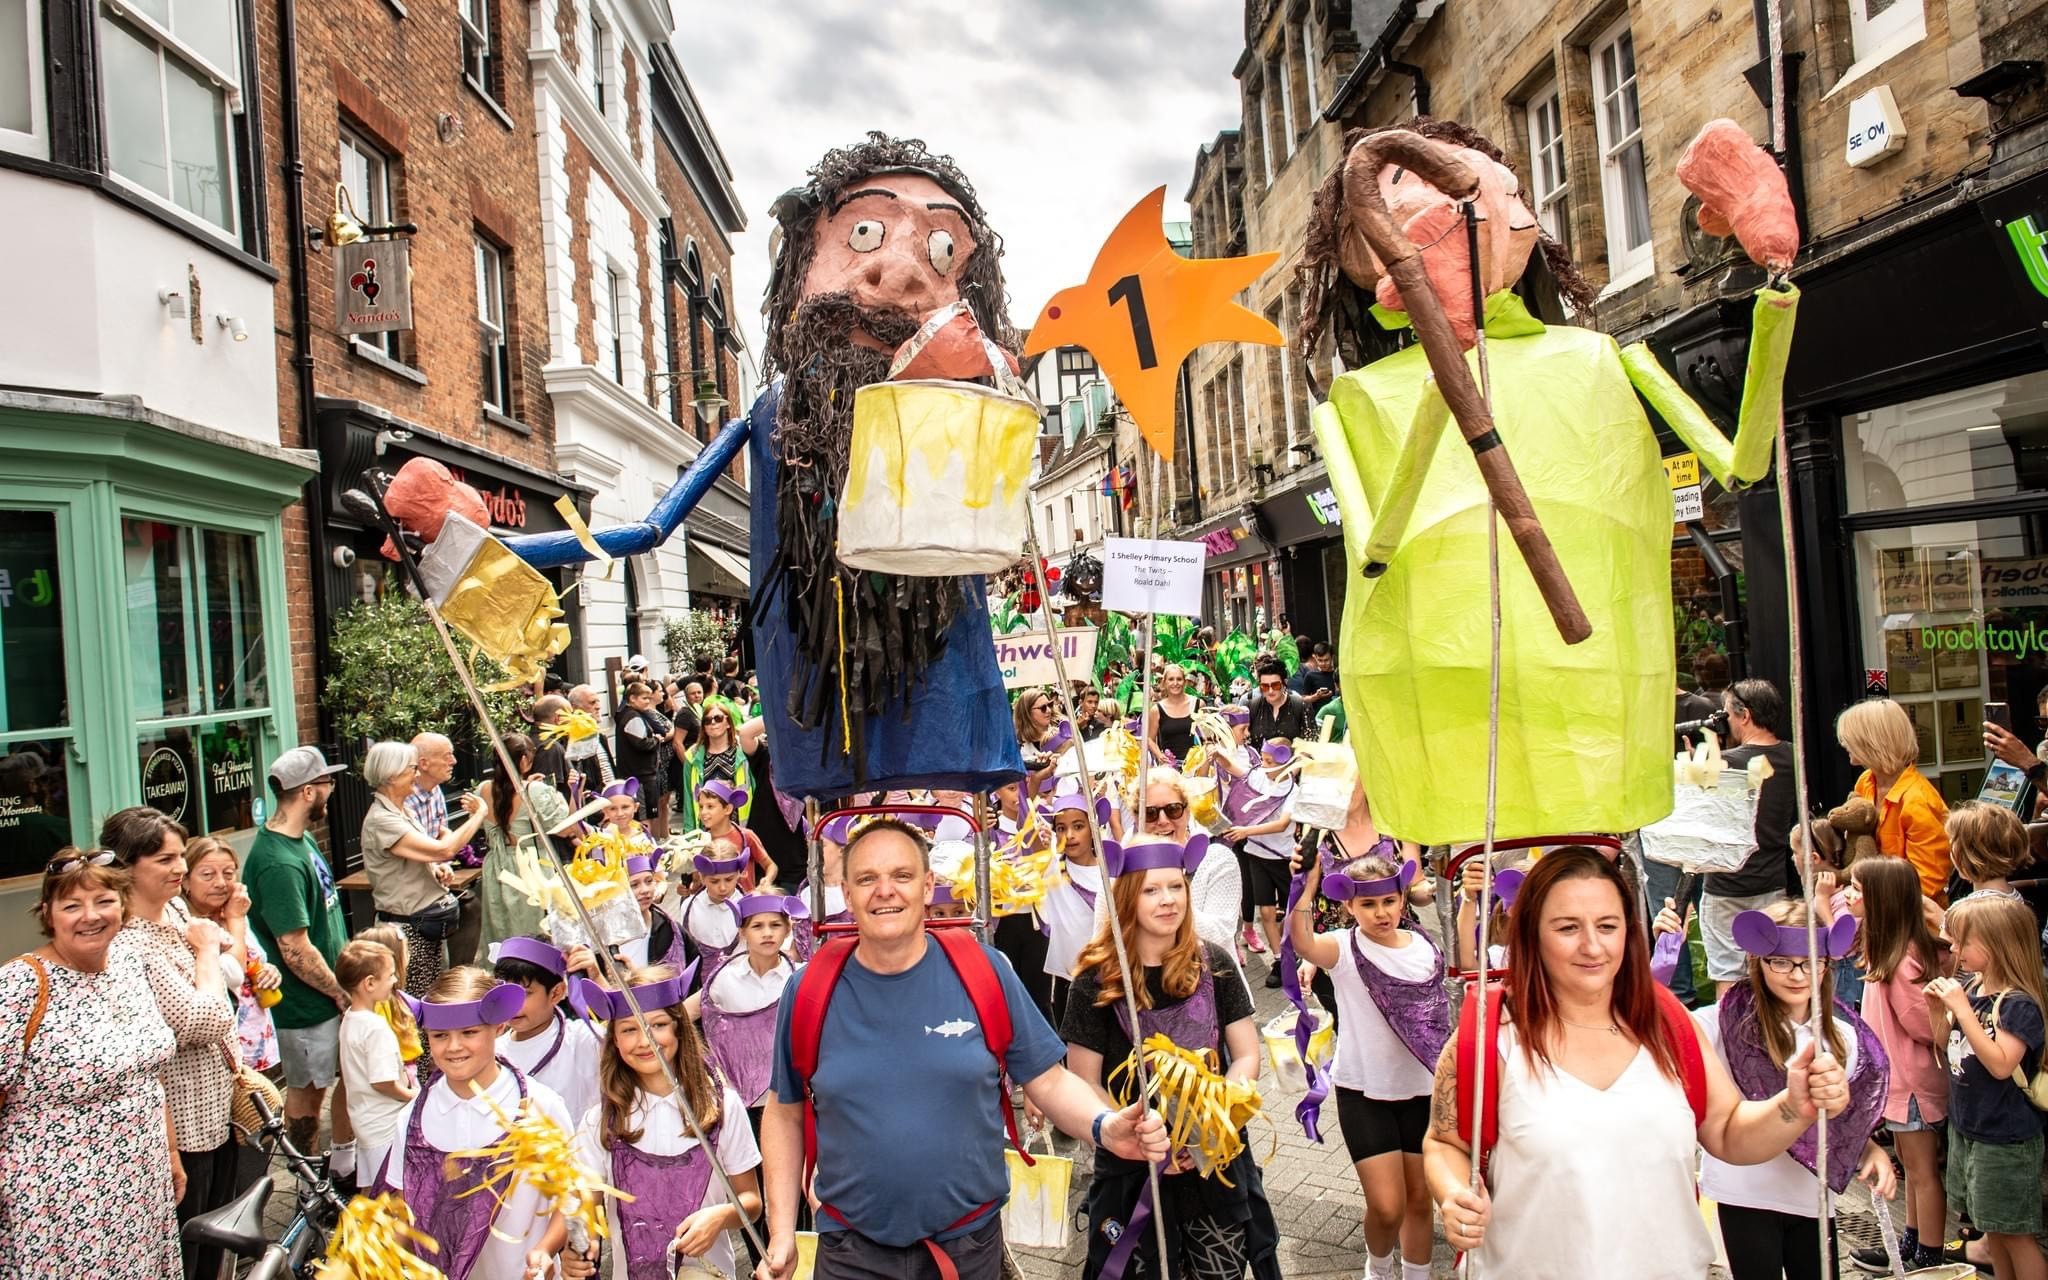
[
  {"left": 1618, "top": 284, "right": 1799, "bottom": 488},
  {"left": 1311, "top": 399, "right": 1375, "bottom": 567},
  {"left": 1359, "top": 381, "right": 1451, "bottom": 574}
]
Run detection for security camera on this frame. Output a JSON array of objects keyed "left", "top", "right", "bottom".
[{"left": 331, "top": 545, "right": 358, "bottom": 570}]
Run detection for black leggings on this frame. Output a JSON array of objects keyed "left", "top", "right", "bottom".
[
  {"left": 178, "top": 1137, "right": 244, "bottom": 1280},
  {"left": 1717, "top": 1203, "right": 1837, "bottom": 1280},
  {"left": 994, "top": 913, "right": 1054, "bottom": 1027}
]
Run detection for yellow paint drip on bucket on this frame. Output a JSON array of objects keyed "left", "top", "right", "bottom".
[{"left": 839, "top": 379, "right": 1040, "bottom": 576}]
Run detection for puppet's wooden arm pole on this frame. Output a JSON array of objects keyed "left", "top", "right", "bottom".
[{"left": 1342, "top": 131, "right": 1591, "bottom": 644}]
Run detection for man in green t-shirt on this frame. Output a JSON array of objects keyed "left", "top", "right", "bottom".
[{"left": 243, "top": 746, "right": 352, "bottom": 1165}]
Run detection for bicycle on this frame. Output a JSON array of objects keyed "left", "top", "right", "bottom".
[{"left": 182, "top": 1093, "right": 348, "bottom": 1280}]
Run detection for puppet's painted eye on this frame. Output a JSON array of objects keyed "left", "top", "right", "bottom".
[
  {"left": 848, "top": 220, "right": 885, "bottom": 252},
  {"left": 928, "top": 230, "right": 956, "bottom": 275}
]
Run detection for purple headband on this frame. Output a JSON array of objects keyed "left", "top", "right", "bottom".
[
  {"left": 1046, "top": 793, "right": 1111, "bottom": 825},
  {"left": 737, "top": 893, "right": 809, "bottom": 922},
  {"left": 417, "top": 981, "right": 525, "bottom": 1030},
  {"left": 569, "top": 960, "right": 698, "bottom": 1021},
  {"left": 489, "top": 936, "right": 566, "bottom": 977},
  {"left": 1101, "top": 834, "right": 1210, "bottom": 880},
  {"left": 929, "top": 881, "right": 959, "bottom": 905},
  {"left": 625, "top": 853, "right": 657, "bottom": 877},
  {"left": 698, "top": 779, "right": 749, "bottom": 811},
  {"left": 1323, "top": 857, "right": 1416, "bottom": 901},
  {"left": 601, "top": 777, "right": 640, "bottom": 801},
  {"left": 1262, "top": 741, "right": 1293, "bottom": 764},
  {"left": 694, "top": 847, "right": 750, "bottom": 876},
  {"left": 1224, "top": 708, "right": 1250, "bottom": 726},
  {"left": 1731, "top": 911, "right": 1858, "bottom": 961},
  {"left": 1492, "top": 867, "right": 1526, "bottom": 912},
  {"left": 814, "top": 813, "right": 856, "bottom": 845}
]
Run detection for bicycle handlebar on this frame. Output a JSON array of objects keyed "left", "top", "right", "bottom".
[{"left": 241, "top": 1091, "right": 348, "bottom": 1215}]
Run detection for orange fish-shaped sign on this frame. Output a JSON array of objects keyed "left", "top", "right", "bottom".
[{"left": 1025, "top": 187, "right": 1283, "bottom": 460}]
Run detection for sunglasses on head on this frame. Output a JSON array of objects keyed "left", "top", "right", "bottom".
[
  {"left": 47, "top": 849, "right": 117, "bottom": 876},
  {"left": 1144, "top": 801, "right": 1188, "bottom": 822}
]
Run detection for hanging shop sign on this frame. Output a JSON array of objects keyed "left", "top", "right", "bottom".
[
  {"left": 446, "top": 467, "right": 530, "bottom": 530},
  {"left": 335, "top": 238, "right": 414, "bottom": 335},
  {"left": 1258, "top": 485, "right": 1346, "bottom": 547}
]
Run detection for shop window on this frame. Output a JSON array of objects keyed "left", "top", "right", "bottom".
[
  {"left": 0, "top": 509, "right": 78, "bottom": 878},
  {"left": 1589, "top": 19, "right": 1652, "bottom": 288},
  {"left": 475, "top": 235, "right": 510, "bottom": 413},
  {"left": 1525, "top": 80, "right": 1569, "bottom": 247},
  {"left": 1, "top": 0, "right": 45, "bottom": 158},
  {"left": 1854, "top": 515, "right": 2046, "bottom": 802},
  {"left": 1843, "top": 370, "right": 2048, "bottom": 515},
  {"left": 100, "top": 0, "right": 246, "bottom": 237}
]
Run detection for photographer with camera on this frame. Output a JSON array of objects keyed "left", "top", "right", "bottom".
[{"left": 1672, "top": 679, "right": 1798, "bottom": 999}]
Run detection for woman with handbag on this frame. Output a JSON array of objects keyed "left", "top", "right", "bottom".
[
  {"left": 359, "top": 741, "right": 487, "bottom": 996},
  {"left": 0, "top": 848, "right": 182, "bottom": 1278},
  {"left": 475, "top": 733, "right": 572, "bottom": 949},
  {"left": 101, "top": 807, "right": 240, "bottom": 1280}
]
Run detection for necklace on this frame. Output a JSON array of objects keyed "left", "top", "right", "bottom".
[{"left": 1559, "top": 1016, "right": 1621, "bottom": 1036}]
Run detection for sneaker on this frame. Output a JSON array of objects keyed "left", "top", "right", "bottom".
[
  {"left": 1265, "top": 968, "right": 1284, "bottom": 989},
  {"left": 1846, "top": 1242, "right": 1894, "bottom": 1274},
  {"left": 1243, "top": 925, "right": 1266, "bottom": 955}
]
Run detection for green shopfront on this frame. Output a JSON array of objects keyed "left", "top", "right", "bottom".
[{"left": 0, "top": 394, "right": 313, "bottom": 955}]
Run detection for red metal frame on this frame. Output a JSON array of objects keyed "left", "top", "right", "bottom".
[
  {"left": 810, "top": 803, "right": 985, "bottom": 939},
  {"left": 1441, "top": 834, "right": 1621, "bottom": 981}
]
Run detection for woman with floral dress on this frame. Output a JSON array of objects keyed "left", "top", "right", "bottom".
[{"left": 0, "top": 848, "right": 180, "bottom": 1278}]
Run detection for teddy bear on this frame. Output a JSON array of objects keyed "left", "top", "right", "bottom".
[{"left": 1826, "top": 797, "right": 1882, "bottom": 868}]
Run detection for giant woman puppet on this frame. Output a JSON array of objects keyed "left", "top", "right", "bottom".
[{"left": 504, "top": 134, "right": 1028, "bottom": 797}]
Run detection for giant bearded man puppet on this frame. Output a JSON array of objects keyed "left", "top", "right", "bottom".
[{"left": 501, "top": 134, "right": 1028, "bottom": 796}]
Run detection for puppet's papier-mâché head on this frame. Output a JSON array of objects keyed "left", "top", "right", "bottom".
[{"left": 1299, "top": 117, "right": 1597, "bottom": 367}]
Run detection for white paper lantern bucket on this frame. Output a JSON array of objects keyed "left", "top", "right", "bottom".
[{"left": 837, "top": 378, "right": 1040, "bottom": 576}]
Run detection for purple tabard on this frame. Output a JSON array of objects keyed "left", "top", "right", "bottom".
[
  {"left": 1719, "top": 983, "right": 1890, "bottom": 1194},
  {"left": 610, "top": 1115, "right": 721, "bottom": 1279},
  {"left": 1347, "top": 928, "right": 1453, "bottom": 1070},
  {"left": 402, "top": 1062, "right": 530, "bottom": 1278}
]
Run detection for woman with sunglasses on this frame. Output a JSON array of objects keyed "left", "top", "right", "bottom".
[
  {"left": 677, "top": 695, "right": 757, "bottom": 831},
  {"left": 1140, "top": 768, "right": 1245, "bottom": 969},
  {"left": 0, "top": 848, "right": 182, "bottom": 1278},
  {"left": 1013, "top": 688, "right": 1070, "bottom": 789}
]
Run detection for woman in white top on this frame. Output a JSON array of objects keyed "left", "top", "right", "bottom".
[
  {"left": 1423, "top": 847, "right": 1853, "bottom": 1280},
  {"left": 1141, "top": 768, "right": 1244, "bottom": 978}
]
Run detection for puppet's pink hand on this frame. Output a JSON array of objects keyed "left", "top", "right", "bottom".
[{"left": 1676, "top": 120, "right": 1798, "bottom": 271}]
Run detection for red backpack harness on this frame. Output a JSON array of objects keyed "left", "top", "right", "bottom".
[
  {"left": 786, "top": 927, "right": 1034, "bottom": 1280},
  {"left": 1454, "top": 980, "right": 1706, "bottom": 1184}
]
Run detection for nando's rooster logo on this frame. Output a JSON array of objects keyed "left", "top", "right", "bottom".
[{"left": 348, "top": 256, "right": 384, "bottom": 308}]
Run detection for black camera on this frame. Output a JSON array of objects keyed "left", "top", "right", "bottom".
[{"left": 1676, "top": 709, "right": 1732, "bottom": 742}]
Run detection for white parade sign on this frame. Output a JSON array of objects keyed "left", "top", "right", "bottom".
[{"left": 1102, "top": 537, "right": 1206, "bottom": 617}]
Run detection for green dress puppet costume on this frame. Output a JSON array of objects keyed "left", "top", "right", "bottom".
[{"left": 1296, "top": 118, "right": 1800, "bottom": 845}]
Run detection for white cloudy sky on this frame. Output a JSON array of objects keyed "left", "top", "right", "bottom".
[{"left": 679, "top": 0, "right": 1248, "bottom": 365}]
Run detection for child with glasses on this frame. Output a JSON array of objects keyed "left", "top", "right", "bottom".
[{"left": 1692, "top": 902, "right": 1893, "bottom": 1280}]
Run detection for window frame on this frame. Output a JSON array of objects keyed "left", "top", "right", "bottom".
[
  {"left": 97, "top": 0, "right": 248, "bottom": 241},
  {"left": 475, "top": 234, "right": 510, "bottom": 414},
  {"left": 1589, "top": 18, "right": 1653, "bottom": 289},
  {"left": 1, "top": 0, "right": 48, "bottom": 159},
  {"left": 1524, "top": 79, "right": 1568, "bottom": 246},
  {"left": 1847, "top": 0, "right": 1925, "bottom": 67},
  {"left": 460, "top": 0, "right": 496, "bottom": 99},
  {"left": 605, "top": 263, "right": 626, "bottom": 383},
  {"left": 1268, "top": 51, "right": 1293, "bottom": 161},
  {"left": 587, "top": 8, "right": 609, "bottom": 118},
  {"left": 1299, "top": 17, "right": 1317, "bottom": 119}
]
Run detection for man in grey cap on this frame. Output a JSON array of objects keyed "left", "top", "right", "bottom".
[{"left": 242, "top": 746, "right": 355, "bottom": 1178}]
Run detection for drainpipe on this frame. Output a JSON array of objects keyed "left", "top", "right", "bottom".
[
  {"left": 1384, "top": 60, "right": 1431, "bottom": 117},
  {"left": 277, "top": 0, "right": 334, "bottom": 749}
]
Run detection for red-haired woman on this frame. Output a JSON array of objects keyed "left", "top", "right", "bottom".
[{"left": 1421, "top": 847, "right": 1852, "bottom": 1279}]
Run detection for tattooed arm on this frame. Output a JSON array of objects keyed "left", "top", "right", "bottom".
[
  {"left": 1421, "top": 1038, "right": 1491, "bottom": 1248},
  {"left": 274, "top": 928, "right": 346, "bottom": 1009}
]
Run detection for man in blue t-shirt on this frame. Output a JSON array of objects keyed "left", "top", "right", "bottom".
[{"left": 756, "top": 820, "right": 1167, "bottom": 1279}]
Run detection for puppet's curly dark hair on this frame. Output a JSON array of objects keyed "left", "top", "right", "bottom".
[
  {"left": 1296, "top": 117, "right": 1598, "bottom": 368},
  {"left": 762, "top": 132, "right": 1016, "bottom": 378}
]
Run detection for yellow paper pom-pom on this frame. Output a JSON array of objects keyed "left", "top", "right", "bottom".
[
  {"left": 1109, "top": 1033, "right": 1269, "bottom": 1184},
  {"left": 540, "top": 709, "right": 602, "bottom": 746},
  {"left": 449, "top": 1095, "right": 629, "bottom": 1248},
  {"left": 315, "top": 1193, "right": 445, "bottom": 1280}
]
